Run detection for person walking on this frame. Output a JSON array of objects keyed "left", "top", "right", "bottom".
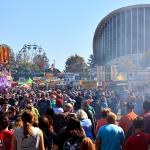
[
  {"left": 96, "top": 112, "right": 125, "bottom": 150},
  {"left": 0, "top": 114, "right": 13, "bottom": 150},
  {"left": 119, "top": 101, "right": 137, "bottom": 136},
  {"left": 77, "top": 109, "right": 93, "bottom": 139},
  {"left": 12, "top": 111, "right": 45, "bottom": 150},
  {"left": 142, "top": 100, "right": 150, "bottom": 134},
  {"left": 125, "top": 117, "right": 150, "bottom": 150},
  {"left": 95, "top": 108, "right": 110, "bottom": 135},
  {"left": 38, "top": 116, "right": 57, "bottom": 150}
]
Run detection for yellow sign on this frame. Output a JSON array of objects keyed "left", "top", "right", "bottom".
[{"left": 79, "top": 80, "right": 97, "bottom": 89}]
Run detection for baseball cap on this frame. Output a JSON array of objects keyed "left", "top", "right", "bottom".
[{"left": 56, "top": 98, "right": 63, "bottom": 106}]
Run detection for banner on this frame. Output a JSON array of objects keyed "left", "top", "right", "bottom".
[
  {"left": 80, "top": 80, "right": 97, "bottom": 89},
  {"left": 0, "top": 47, "right": 2, "bottom": 64},
  {"left": 0, "top": 47, "right": 10, "bottom": 65},
  {"left": 3, "top": 47, "right": 9, "bottom": 65}
]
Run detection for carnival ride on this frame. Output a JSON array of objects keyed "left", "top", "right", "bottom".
[{"left": 16, "top": 43, "right": 49, "bottom": 69}]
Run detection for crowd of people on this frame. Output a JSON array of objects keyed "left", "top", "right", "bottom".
[{"left": 0, "top": 86, "right": 150, "bottom": 150}]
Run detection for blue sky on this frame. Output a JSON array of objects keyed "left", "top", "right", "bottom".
[{"left": 1, "top": 0, "right": 150, "bottom": 70}]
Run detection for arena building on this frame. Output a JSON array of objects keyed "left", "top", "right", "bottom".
[{"left": 93, "top": 4, "right": 150, "bottom": 66}]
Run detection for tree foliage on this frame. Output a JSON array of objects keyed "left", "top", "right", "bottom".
[
  {"left": 87, "top": 54, "right": 96, "bottom": 68},
  {"left": 17, "top": 62, "right": 40, "bottom": 73},
  {"left": 87, "top": 54, "right": 97, "bottom": 80},
  {"left": 33, "top": 53, "right": 49, "bottom": 70},
  {"left": 9, "top": 50, "right": 16, "bottom": 69},
  {"left": 65, "top": 54, "right": 87, "bottom": 73}
]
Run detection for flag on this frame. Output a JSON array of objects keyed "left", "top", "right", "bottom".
[{"left": 2, "top": 47, "right": 9, "bottom": 65}]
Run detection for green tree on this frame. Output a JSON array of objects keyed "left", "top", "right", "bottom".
[
  {"left": 87, "top": 54, "right": 96, "bottom": 68},
  {"left": 17, "top": 62, "right": 32, "bottom": 72},
  {"left": 17, "top": 62, "right": 40, "bottom": 73},
  {"left": 32, "top": 64, "right": 41, "bottom": 72},
  {"left": 9, "top": 51, "right": 16, "bottom": 69},
  {"left": 87, "top": 54, "right": 97, "bottom": 80},
  {"left": 65, "top": 54, "right": 87, "bottom": 73}
]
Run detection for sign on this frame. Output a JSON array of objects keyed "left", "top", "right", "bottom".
[
  {"left": 64, "top": 73, "right": 76, "bottom": 84},
  {"left": 19, "top": 77, "right": 26, "bottom": 82},
  {"left": 79, "top": 80, "right": 97, "bottom": 89},
  {"left": 33, "top": 77, "right": 41, "bottom": 81}
]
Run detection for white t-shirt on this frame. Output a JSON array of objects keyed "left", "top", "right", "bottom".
[
  {"left": 53, "top": 107, "right": 64, "bottom": 113},
  {"left": 13, "top": 126, "right": 43, "bottom": 150}
]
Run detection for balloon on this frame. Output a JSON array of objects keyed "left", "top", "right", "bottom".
[{"left": 0, "top": 75, "right": 11, "bottom": 93}]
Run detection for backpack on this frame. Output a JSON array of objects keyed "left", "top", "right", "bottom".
[
  {"left": 20, "top": 135, "right": 38, "bottom": 150},
  {"left": 63, "top": 137, "right": 83, "bottom": 150}
]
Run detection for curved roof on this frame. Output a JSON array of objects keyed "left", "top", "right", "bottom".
[
  {"left": 93, "top": 4, "right": 150, "bottom": 52},
  {"left": 93, "top": 4, "right": 150, "bottom": 63}
]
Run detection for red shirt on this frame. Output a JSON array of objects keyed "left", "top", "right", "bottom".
[
  {"left": 0, "top": 130, "right": 13, "bottom": 150},
  {"left": 125, "top": 132, "right": 150, "bottom": 150}
]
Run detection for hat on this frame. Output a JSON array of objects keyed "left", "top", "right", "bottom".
[{"left": 56, "top": 98, "right": 63, "bottom": 106}]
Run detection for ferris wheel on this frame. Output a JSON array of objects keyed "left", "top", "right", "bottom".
[{"left": 16, "top": 43, "right": 48, "bottom": 64}]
